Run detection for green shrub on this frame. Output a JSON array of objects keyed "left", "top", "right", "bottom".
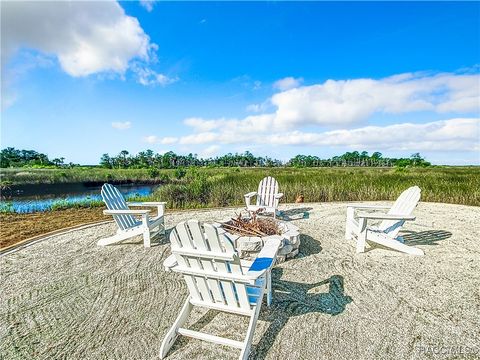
[
  {"left": 148, "top": 167, "right": 160, "bottom": 179},
  {"left": 174, "top": 167, "right": 187, "bottom": 180}
]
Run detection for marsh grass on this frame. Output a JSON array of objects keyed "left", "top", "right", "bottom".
[
  {"left": 153, "top": 167, "right": 480, "bottom": 207},
  {"left": 1, "top": 167, "right": 478, "bottom": 212},
  {"left": 0, "top": 167, "right": 175, "bottom": 184}
]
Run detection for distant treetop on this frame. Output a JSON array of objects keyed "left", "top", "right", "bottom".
[{"left": 0, "top": 147, "right": 431, "bottom": 169}]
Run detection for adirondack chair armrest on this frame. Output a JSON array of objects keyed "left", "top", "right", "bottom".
[
  {"left": 356, "top": 212, "right": 416, "bottom": 221},
  {"left": 103, "top": 209, "right": 151, "bottom": 215},
  {"left": 246, "top": 235, "right": 282, "bottom": 280},
  {"left": 163, "top": 254, "right": 177, "bottom": 271},
  {"left": 274, "top": 193, "right": 284, "bottom": 199},
  {"left": 127, "top": 202, "right": 167, "bottom": 207},
  {"left": 127, "top": 202, "right": 166, "bottom": 216},
  {"left": 346, "top": 203, "right": 391, "bottom": 210},
  {"left": 244, "top": 192, "right": 257, "bottom": 207}
]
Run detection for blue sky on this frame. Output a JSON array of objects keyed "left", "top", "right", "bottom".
[{"left": 1, "top": 1, "right": 479, "bottom": 165}]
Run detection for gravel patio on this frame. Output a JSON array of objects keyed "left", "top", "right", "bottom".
[{"left": 1, "top": 202, "right": 479, "bottom": 359}]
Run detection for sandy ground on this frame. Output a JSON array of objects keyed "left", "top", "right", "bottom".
[{"left": 1, "top": 202, "right": 479, "bottom": 360}]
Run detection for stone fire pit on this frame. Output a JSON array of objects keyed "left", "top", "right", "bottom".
[{"left": 214, "top": 219, "right": 300, "bottom": 263}]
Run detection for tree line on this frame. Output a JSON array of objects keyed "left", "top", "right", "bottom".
[
  {"left": 0, "top": 147, "right": 431, "bottom": 169},
  {"left": 0, "top": 147, "right": 78, "bottom": 168}
]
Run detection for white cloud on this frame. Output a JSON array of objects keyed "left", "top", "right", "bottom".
[
  {"left": 2, "top": 1, "right": 155, "bottom": 78},
  {"left": 184, "top": 117, "right": 225, "bottom": 132},
  {"left": 269, "top": 72, "right": 479, "bottom": 129},
  {"left": 140, "top": 0, "right": 155, "bottom": 12},
  {"left": 273, "top": 76, "right": 303, "bottom": 91},
  {"left": 134, "top": 66, "right": 178, "bottom": 86},
  {"left": 200, "top": 145, "right": 220, "bottom": 158},
  {"left": 180, "top": 70, "right": 480, "bottom": 134},
  {"left": 166, "top": 118, "right": 479, "bottom": 153},
  {"left": 183, "top": 114, "right": 275, "bottom": 136},
  {"left": 266, "top": 118, "right": 480, "bottom": 152},
  {"left": 111, "top": 121, "right": 131, "bottom": 130},
  {"left": 149, "top": 69, "right": 479, "bottom": 156}
]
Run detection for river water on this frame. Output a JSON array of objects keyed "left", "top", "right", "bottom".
[{"left": 0, "top": 183, "right": 158, "bottom": 213}]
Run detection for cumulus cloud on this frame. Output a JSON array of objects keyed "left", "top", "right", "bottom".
[
  {"left": 157, "top": 118, "right": 479, "bottom": 152},
  {"left": 111, "top": 121, "right": 132, "bottom": 130},
  {"left": 179, "top": 70, "right": 480, "bottom": 135},
  {"left": 269, "top": 71, "right": 480, "bottom": 129},
  {"left": 273, "top": 76, "right": 303, "bottom": 91},
  {"left": 2, "top": 1, "right": 155, "bottom": 77},
  {"left": 149, "top": 69, "right": 479, "bottom": 155},
  {"left": 267, "top": 118, "right": 480, "bottom": 152},
  {"left": 1, "top": 0, "right": 180, "bottom": 90},
  {"left": 183, "top": 114, "right": 275, "bottom": 135}
]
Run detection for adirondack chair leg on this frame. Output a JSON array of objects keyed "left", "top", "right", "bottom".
[
  {"left": 157, "top": 205, "right": 166, "bottom": 237},
  {"left": 142, "top": 214, "right": 151, "bottom": 248},
  {"left": 160, "top": 298, "right": 193, "bottom": 359},
  {"left": 143, "top": 228, "right": 151, "bottom": 248},
  {"left": 356, "top": 218, "right": 367, "bottom": 253},
  {"left": 239, "top": 303, "right": 262, "bottom": 360},
  {"left": 345, "top": 207, "right": 355, "bottom": 240},
  {"left": 368, "top": 234, "right": 425, "bottom": 256},
  {"left": 266, "top": 272, "right": 272, "bottom": 306}
]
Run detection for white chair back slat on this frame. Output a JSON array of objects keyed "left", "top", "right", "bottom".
[
  {"left": 220, "top": 234, "right": 250, "bottom": 310},
  {"left": 175, "top": 222, "right": 213, "bottom": 303},
  {"left": 101, "top": 184, "right": 139, "bottom": 230},
  {"left": 380, "top": 186, "right": 421, "bottom": 237},
  {"left": 170, "top": 220, "right": 253, "bottom": 312},
  {"left": 186, "top": 220, "right": 225, "bottom": 304},
  {"left": 257, "top": 176, "right": 279, "bottom": 208},
  {"left": 169, "top": 229, "right": 202, "bottom": 301},
  {"left": 203, "top": 225, "right": 238, "bottom": 307}
]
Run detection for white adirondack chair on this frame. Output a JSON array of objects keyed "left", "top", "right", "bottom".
[
  {"left": 345, "top": 186, "right": 424, "bottom": 256},
  {"left": 161, "top": 219, "right": 282, "bottom": 360},
  {"left": 98, "top": 183, "right": 166, "bottom": 248},
  {"left": 244, "top": 176, "right": 284, "bottom": 218}
]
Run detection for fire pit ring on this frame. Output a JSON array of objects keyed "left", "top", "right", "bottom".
[{"left": 214, "top": 218, "right": 301, "bottom": 263}]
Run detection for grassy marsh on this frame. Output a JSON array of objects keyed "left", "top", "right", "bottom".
[{"left": 1, "top": 167, "right": 479, "bottom": 210}]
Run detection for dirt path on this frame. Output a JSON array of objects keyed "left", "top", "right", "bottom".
[
  {"left": 1, "top": 203, "right": 479, "bottom": 359},
  {"left": 0, "top": 208, "right": 107, "bottom": 248}
]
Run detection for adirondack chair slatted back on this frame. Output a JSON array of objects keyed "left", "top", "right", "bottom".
[
  {"left": 379, "top": 186, "right": 421, "bottom": 237},
  {"left": 170, "top": 220, "right": 254, "bottom": 312},
  {"left": 101, "top": 183, "right": 139, "bottom": 231},
  {"left": 256, "top": 176, "right": 280, "bottom": 208}
]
